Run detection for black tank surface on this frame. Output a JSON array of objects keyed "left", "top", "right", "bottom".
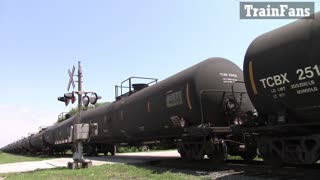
[
  {"left": 22, "top": 137, "right": 31, "bottom": 152},
  {"left": 53, "top": 116, "right": 75, "bottom": 145},
  {"left": 43, "top": 124, "right": 58, "bottom": 146},
  {"left": 244, "top": 12, "right": 320, "bottom": 123},
  {"left": 81, "top": 57, "right": 254, "bottom": 143},
  {"left": 30, "top": 131, "right": 45, "bottom": 151},
  {"left": 15, "top": 140, "right": 23, "bottom": 153}
]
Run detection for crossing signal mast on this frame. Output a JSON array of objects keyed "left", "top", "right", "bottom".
[{"left": 57, "top": 61, "right": 101, "bottom": 169}]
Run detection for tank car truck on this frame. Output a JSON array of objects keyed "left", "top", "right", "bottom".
[{"left": 243, "top": 12, "right": 320, "bottom": 165}]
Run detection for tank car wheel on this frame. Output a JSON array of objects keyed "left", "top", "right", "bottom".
[
  {"left": 258, "top": 144, "right": 283, "bottom": 167},
  {"left": 190, "top": 144, "right": 205, "bottom": 160},
  {"left": 240, "top": 144, "right": 257, "bottom": 163},
  {"left": 178, "top": 146, "right": 193, "bottom": 161},
  {"left": 206, "top": 142, "right": 227, "bottom": 164},
  {"left": 110, "top": 145, "right": 116, "bottom": 156},
  {"left": 260, "top": 153, "right": 283, "bottom": 167},
  {"left": 104, "top": 145, "right": 116, "bottom": 156},
  {"left": 85, "top": 145, "right": 97, "bottom": 156},
  {"left": 178, "top": 148, "right": 187, "bottom": 160},
  {"left": 178, "top": 144, "right": 205, "bottom": 161},
  {"left": 178, "top": 146, "right": 188, "bottom": 160},
  {"left": 241, "top": 149, "right": 257, "bottom": 163}
]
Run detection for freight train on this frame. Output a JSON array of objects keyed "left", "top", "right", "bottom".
[
  {"left": 1, "top": 57, "right": 258, "bottom": 163},
  {"left": 2, "top": 12, "right": 320, "bottom": 166}
]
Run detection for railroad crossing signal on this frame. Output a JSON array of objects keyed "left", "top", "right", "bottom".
[
  {"left": 68, "top": 65, "right": 76, "bottom": 91},
  {"left": 58, "top": 63, "right": 101, "bottom": 107},
  {"left": 57, "top": 61, "right": 101, "bottom": 169},
  {"left": 82, "top": 92, "right": 101, "bottom": 107}
]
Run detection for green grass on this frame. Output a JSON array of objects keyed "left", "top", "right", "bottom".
[
  {"left": 1, "top": 164, "right": 207, "bottom": 180},
  {"left": 0, "top": 151, "right": 50, "bottom": 165},
  {"left": 0, "top": 151, "right": 261, "bottom": 179},
  {"left": 228, "top": 155, "right": 262, "bottom": 161}
]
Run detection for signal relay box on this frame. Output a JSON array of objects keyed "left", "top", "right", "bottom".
[{"left": 73, "top": 124, "right": 90, "bottom": 140}]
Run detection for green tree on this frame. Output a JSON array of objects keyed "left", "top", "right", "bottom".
[{"left": 57, "top": 102, "right": 111, "bottom": 123}]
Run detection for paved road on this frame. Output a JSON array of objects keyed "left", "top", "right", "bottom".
[{"left": 0, "top": 150, "right": 180, "bottom": 174}]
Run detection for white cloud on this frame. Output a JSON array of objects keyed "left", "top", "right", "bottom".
[{"left": 0, "top": 105, "right": 58, "bottom": 148}]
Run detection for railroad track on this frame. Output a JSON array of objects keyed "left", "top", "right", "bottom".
[
  {"left": 147, "top": 159, "right": 320, "bottom": 179},
  {"left": 11, "top": 153, "right": 319, "bottom": 179}
]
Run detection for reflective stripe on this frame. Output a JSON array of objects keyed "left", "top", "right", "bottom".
[
  {"left": 147, "top": 101, "right": 150, "bottom": 112},
  {"left": 249, "top": 61, "right": 258, "bottom": 95},
  {"left": 186, "top": 83, "right": 192, "bottom": 110}
]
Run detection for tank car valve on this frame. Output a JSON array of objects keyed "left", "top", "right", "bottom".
[
  {"left": 180, "top": 117, "right": 188, "bottom": 128},
  {"left": 233, "top": 117, "right": 243, "bottom": 125}
]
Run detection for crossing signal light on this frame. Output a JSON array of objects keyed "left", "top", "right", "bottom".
[
  {"left": 58, "top": 96, "right": 65, "bottom": 102},
  {"left": 82, "top": 95, "right": 90, "bottom": 107},
  {"left": 58, "top": 96, "right": 70, "bottom": 106},
  {"left": 71, "top": 96, "right": 76, "bottom": 104},
  {"left": 64, "top": 92, "right": 76, "bottom": 104},
  {"left": 89, "top": 93, "right": 101, "bottom": 105},
  {"left": 64, "top": 92, "right": 74, "bottom": 98},
  {"left": 59, "top": 92, "right": 100, "bottom": 107},
  {"left": 82, "top": 93, "right": 101, "bottom": 107}
]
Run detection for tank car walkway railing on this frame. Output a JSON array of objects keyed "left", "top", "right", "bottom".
[{"left": 115, "top": 77, "right": 157, "bottom": 100}]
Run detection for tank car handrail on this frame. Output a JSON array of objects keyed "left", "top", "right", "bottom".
[
  {"left": 120, "top": 76, "right": 158, "bottom": 85},
  {"left": 115, "top": 76, "right": 158, "bottom": 100},
  {"left": 231, "top": 81, "right": 246, "bottom": 107},
  {"left": 199, "top": 89, "right": 248, "bottom": 125},
  {"left": 120, "top": 76, "right": 158, "bottom": 94}
]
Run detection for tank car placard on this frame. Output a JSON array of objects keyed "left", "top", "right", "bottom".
[{"left": 166, "top": 91, "right": 183, "bottom": 108}]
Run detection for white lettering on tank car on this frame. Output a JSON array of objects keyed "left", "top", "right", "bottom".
[
  {"left": 296, "top": 65, "right": 320, "bottom": 80},
  {"left": 228, "top": 73, "right": 238, "bottom": 78},
  {"left": 219, "top": 73, "right": 238, "bottom": 83},
  {"left": 219, "top": 73, "right": 228, "bottom": 77},
  {"left": 259, "top": 73, "right": 290, "bottom": 88},
  {"left": 273, "top": 94, "right": 278, "bottom": 99},
  {"left": 277, "top": 86, "right": 286, "bottom": 92},
  {"left": 290, "top": 80, "right": 315, "bottom": 89},
  {"left": 222, "top": 78, "right": 238, "bottom": 82},
  {"left": 296, "top": 87, "right": 318, "bottom": 94}
]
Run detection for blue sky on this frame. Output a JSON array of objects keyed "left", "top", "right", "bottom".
[{"left": 0, "top": 0, "right": 319, "bottom": 147}]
